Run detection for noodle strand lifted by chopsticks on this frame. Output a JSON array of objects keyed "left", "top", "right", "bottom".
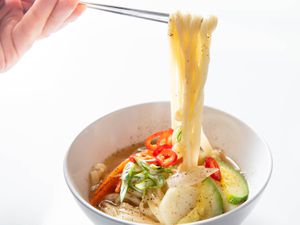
[{"left": 169, "top": 12, "right": 217, "bottom": 171}]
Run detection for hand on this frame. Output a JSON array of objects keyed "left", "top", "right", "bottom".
[{"left": 0, "top": 0, "right": 85, "bottom": 72}]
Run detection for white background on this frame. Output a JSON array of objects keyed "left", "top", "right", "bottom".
[{"left": 0, "top": 0, "right": 299, "bottom": 224}]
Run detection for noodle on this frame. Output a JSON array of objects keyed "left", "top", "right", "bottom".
[{"left": 169, "top": 12, "right": 217, "bottom": 171}]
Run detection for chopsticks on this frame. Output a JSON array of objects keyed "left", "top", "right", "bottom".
[{"left": 80, "top": 1, "right": 169, "bottom": 23}]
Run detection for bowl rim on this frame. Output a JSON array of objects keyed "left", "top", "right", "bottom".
[{"left": 63, "top": 101, "right": 273, "bottom": 225}]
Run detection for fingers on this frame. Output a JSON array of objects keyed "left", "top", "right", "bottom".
[
  {"left": 12, "top": 0, "right": 84, "bottom": 59},
  {"left": 0, "top": 18, "right": 20, "bottom": 71},
  {"left": 65, "top": 3, "right": 86, "bottom": 24},
  {"left": 60, "top": 3, "right": 86, "bottom": 29},
  {"left": 41, "top": 0, "right": 79, "bottom": 37},
  {"left": 0, "top": 0, "right": 25, "bottom": 71},
  {"left": 13, "top": 0, "right": 58, "bottom": 55},
  {"left": 21, "top": 0, "right": 34, "bottom": 12}
]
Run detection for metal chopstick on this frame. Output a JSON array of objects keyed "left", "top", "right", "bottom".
[{"left": 80, "top": 1, "right": 169, "bottom": 23}]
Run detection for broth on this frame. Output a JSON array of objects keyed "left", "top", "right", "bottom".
[{"left": 102, "top": 143, "right": 144, "bottom": 175}]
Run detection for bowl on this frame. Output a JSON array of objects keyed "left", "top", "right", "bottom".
[{"left": 64, "top": 102, "right": 272, "bottom": 225}]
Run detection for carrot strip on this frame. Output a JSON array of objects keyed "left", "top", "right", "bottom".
[
  {"left": 115, "top": 179, "right": 121, "bottom": 193},
  {"left": 89, "top": 158, "right": 130, "bottom": 206}
]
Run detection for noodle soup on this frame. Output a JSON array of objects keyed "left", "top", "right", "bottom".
[
  {"left": 88, "top": 131, "right": 249, "bottom": 224},
  {"left": 86, "top": 12, "right": 250, "bottom": 225}
]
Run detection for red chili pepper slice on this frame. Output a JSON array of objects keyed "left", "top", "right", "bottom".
[
  {"left": 152, "top": 144, "right": 171, "bottom": 157},
  {"left": 145, "top": 129, "right": 173, "bottom": 151},
  {"left": 144, "top": 130, "right": 164, "bottom": 150},
  {"left": 129, "top": 150, "right": 158, "bottom": 164},
  {"left": 155, "top": 148, "right": 178, "bottom": 168},
  {"left": 156, "top": 128, "right": 173, "bottom": 147},
  {"left": 204, "top": 157, "right": 221, "bottom": 181},
  {"left": 174, "top": 157, "right": 183, "bottom": 165}
]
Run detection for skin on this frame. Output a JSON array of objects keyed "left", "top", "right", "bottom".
[{"left": 0, "top": 0, "right": 86, "bottom": 72}]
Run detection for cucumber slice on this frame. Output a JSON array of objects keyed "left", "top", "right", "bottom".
[
  {"left": 214, "top": 181, "right": 237, "bottom": 212},
  {"left": 178, "top": 178, "right": 223, "bottom": 224},
  {"left": 218, "top": 160, "right": 249, "bottom": 205}
]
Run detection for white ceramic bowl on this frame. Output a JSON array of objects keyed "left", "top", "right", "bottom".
[{"left": 64, "top": 102, "right": 272, "bottom": 225}]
